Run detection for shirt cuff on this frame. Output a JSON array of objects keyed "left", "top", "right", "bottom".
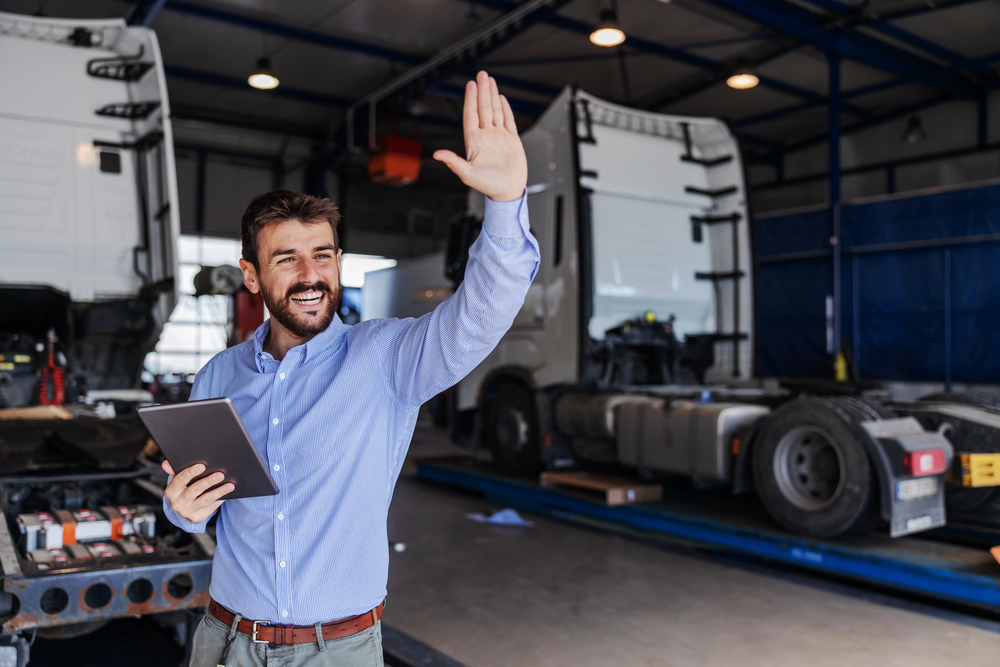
[
  {"left": 162, "top": 478, "right": 208, "bottom": 534},
  {"left": 482, "top": 190, "right": 528, "bottom": 239}
]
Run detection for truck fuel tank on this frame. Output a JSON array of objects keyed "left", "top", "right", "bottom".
[{"left": 618, "top": 400, "right": 770, "bottom": 482}]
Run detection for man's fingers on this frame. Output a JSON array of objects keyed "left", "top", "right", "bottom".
[
  {"left": 500, "top": 95, "right": 518, "bottom": 134},
  {"left": 174, "top": 462, "right": 205, "bottom": 486},
  {"left": 433, "top": 150, "right": 474, "bottom": 184},
  {"left": 463, "top": 80, "right": 478, "bottom": 143},
  {"left": 197, "top": 482, "right": 235, "bottom": 507},
  {"left": 476, "top": 71, "right": 493, "bottom": 127},
  {"left": 182, "top": 471, "right": 227, "bottom": 502},
  {"left": 161, "top": 460, "right": 176, "bottom": 477},
  {"left": 489, "top": 77, "right": 503, "bottom": 127}
]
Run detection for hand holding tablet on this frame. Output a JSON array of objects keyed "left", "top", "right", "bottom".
[{"left": 138, "top": 398, "right": 280, "bottom": 524}]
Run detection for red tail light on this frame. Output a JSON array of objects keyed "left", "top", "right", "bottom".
[{"left": 903, "top": 449, "right": 947, "bottom": 476}]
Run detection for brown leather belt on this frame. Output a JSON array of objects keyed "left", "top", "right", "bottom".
[{"left": 208, "top": 598, "right": 384, "bottom": 646}]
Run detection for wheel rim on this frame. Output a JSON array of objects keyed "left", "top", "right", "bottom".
[
  {"left": 772, "top": 425, "right": 846, "bottom": 511},
  {"left": 495, "top": 407, "right": 530, "bottom": 457}
]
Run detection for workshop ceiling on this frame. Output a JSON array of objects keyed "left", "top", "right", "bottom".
[{"left": 3, "top": 0, "right": 998, "bottom": 160}]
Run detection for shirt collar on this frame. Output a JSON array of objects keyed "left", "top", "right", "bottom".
[{"left": 252, "top": 314, "right": 346, "bottom": 372}]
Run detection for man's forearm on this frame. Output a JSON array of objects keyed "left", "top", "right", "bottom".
[{"left": 376, "top": 192, "right": 539, "bottom": 408}]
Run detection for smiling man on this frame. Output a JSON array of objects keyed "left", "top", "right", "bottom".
[{"left": 161, "top": 71, "right": 537, "bottom": 667}]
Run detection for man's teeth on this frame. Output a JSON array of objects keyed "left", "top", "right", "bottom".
[{"left": 291, "top": 291, "right": 323, "bottom": 305}]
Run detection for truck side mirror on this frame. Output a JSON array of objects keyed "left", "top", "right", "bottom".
[{"left": 444, "top": 216, "right": 482, "bottom": 286}]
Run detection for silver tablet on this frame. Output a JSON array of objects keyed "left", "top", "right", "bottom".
[{"left": 138, "top": 398, "right": 279, "bottom": 500}]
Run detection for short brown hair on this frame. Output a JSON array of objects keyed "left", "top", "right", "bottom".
[{"left": 241, "top": 190, "right": 341, "bottom": 269}]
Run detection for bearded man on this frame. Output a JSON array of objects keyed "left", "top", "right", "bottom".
[{"left": 161, "top": 71, "right": 536, "bottom": 667}]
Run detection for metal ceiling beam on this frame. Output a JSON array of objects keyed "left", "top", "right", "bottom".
[
  {"left": 751, "top": 140, "right": 1000, "bottom": 191},
  {"left": 736, "top": 47, "right": 1000, "bottom": 129},
  {"left": 781, "top": 92, "right": 955, "bottom": 155},
  {"left": 170, "top": 106, "right": 327, "bottom": 140},
  {"left": 798, "top": 0, "right": 999, "bottom": 86},
  {"left": 700, "top": 0, "right": 980, "bottom": 98},
  {"left": 468, "top": 0, "right": 871, "bottom": 118},
  {"left": 127, "top": 0, "right": 169, "bottom": 27},
  {"left": 870, "top": 0, "right": 989, "bottom": 23},
  {"left": 639, "top": 0, "right": 991, "bottom": 111},
  {"left": 114, "top": 0, "right": 555, "bottom": 101},
  {"left": 148, "top": 0, "right": 422, "bottom": 65},
  {"left": 345, "top": 0, "right": 575, "bottom": 151},
  {"left": 165, "top": 64, "right": 354, "bottom": 107}
]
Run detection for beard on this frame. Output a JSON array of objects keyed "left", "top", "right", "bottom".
[{"left": 259, "top": 279, "right": 341, "bottom": 339}]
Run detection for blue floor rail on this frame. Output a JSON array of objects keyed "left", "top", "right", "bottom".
[{"left": 416, "top": 460, "right": 1000, "bottom": 612}]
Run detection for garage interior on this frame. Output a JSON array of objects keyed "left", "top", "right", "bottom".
[{"left": 2, "top": 0, "right": 1000, "bottom": 666}]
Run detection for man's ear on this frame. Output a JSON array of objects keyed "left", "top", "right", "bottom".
[
  {"left": 239, "top": 258, "right": 260, "bottom": 294},
  {"left": 337, "top": 248, "right": 343, "bottom": 274}
]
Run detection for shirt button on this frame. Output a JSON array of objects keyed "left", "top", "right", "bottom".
[
  {"left": 273, "top": 464, "right": 280, "bottom": 471},
  {"left": 282, "top": 611, "right": 288, "bottom": 618},
  {"left": 272, "top": 418, "right": 279, "bottom": 425},
  {"left": 278, "top": 513, "right": 284, "bottom": 520},
  {"left": 279, "top": 373, "right": 286, "bottom": 379},
  {"left": 280, "top": 560, "right": 286, "bottom": 568}
]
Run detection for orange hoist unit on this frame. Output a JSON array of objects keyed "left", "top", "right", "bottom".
[
  {"left": 38, "top": 328, "right": 64, "bottom": 406},
  {"left": 368, "top": 135, "right": 422, "bottom": 186}
]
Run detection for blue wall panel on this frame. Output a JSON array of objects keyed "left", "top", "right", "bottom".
[{"left": 755, "top": 182, "right": 1000, "bottom": 382}]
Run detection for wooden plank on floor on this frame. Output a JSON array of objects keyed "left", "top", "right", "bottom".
[{"left": 540, "top": 471, "right": 662, "bottom": 505}]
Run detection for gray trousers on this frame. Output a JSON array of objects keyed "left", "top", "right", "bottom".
[{"left": 189, "top": 608, "right": 384, "bottom": 667}]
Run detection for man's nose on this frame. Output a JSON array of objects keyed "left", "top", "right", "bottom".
[{"left": 297, "top": 257, "right": 321, "bottom": 284}]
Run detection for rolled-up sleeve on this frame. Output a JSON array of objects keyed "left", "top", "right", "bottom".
[{"left": 376, "top": 191, "right": 539, "bottom": 408}]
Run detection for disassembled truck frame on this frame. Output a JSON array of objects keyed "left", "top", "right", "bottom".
[
  {"left": 371, "top": 87, "right": 1000, "bottom": 543},
  {"left": 0, "top": 13, "right": 212, "bottom": 663}
]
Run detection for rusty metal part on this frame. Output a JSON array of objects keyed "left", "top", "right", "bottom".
[{"left": 3, "top": 558, "right": 212, "bottom": 632}]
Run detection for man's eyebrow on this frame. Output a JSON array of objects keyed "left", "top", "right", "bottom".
[
  {"left": 270, "top": 248, "right": 295, "bottom": 258},
  {"left": 313, "top": 245, "right": 337, "bottom": 253}
]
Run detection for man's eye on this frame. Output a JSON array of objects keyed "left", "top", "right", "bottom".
[
  {"left": 316, "top": 254, "right": 331, "bottom": 260},
  {"left": 278, "top": 257, "right": 294, "bottom": 264}
]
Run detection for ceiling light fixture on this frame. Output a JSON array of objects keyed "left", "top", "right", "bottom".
[
  {"left": 726, "top": 64, "right": 759, "bottom": 90},
  {"left": 901, "top": 116, "right": 927, "bottom": 144},
  {"left": 248, "top": 57, "right": 279, "bottom": 90},
  {"left": 590, "top": 9, "right": 625, "bottom": 47},
  {"left": 408, "top": 94, "right": 430, "bottom": 117}
]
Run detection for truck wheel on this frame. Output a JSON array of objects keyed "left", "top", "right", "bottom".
[
  {"left": 753, "top": 399, "right": 879, "bottom": 538},
  {"left": 485, "top": 382, "right": 540, "bottom": 475}
]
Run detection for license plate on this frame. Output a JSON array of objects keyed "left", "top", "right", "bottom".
[{"left": 896, "top": 477, "right": 938, "bottom": 501}]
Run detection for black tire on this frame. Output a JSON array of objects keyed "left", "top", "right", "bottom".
[
  {"left": 753, "top": 398, "right": 880, "bottom": 538},
  {"left": 484, "top": 382, "right": 540, "bottom": 475}
]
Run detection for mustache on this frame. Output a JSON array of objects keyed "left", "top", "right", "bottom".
[{"left": 285, "top": 282, "right": 332, "bottom": 300}]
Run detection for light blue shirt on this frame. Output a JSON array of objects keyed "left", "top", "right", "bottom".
[{"left": 163, "top": 194, "right": 537, "bottom": 625}]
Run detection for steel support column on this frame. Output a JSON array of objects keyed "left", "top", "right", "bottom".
[
  {"left": 195, "top": 150, "right": 206, "bottom": 234},
  {"left": 829, "top": 54, "right": 842, "bottom": 363}
]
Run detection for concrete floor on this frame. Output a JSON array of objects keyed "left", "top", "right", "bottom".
[{"left": 384, "top": 420, "right": 1000, "bottom": 667}]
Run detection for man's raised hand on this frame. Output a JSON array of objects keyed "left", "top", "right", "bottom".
[{"left": 432, "top": 71, "right": 528, "bottom": 202}]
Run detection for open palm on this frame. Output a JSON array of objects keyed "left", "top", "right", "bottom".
[{"left": 433, "top": 71, "right": 528, "bottom": 202}]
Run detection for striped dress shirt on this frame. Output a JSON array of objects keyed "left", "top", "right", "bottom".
[{"left": 163, "top": 194, "right": 538, "bottom": 625}]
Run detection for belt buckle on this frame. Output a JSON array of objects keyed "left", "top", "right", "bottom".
[{"left": 251, "top": 620, "right": 270, "bottom": 644}]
